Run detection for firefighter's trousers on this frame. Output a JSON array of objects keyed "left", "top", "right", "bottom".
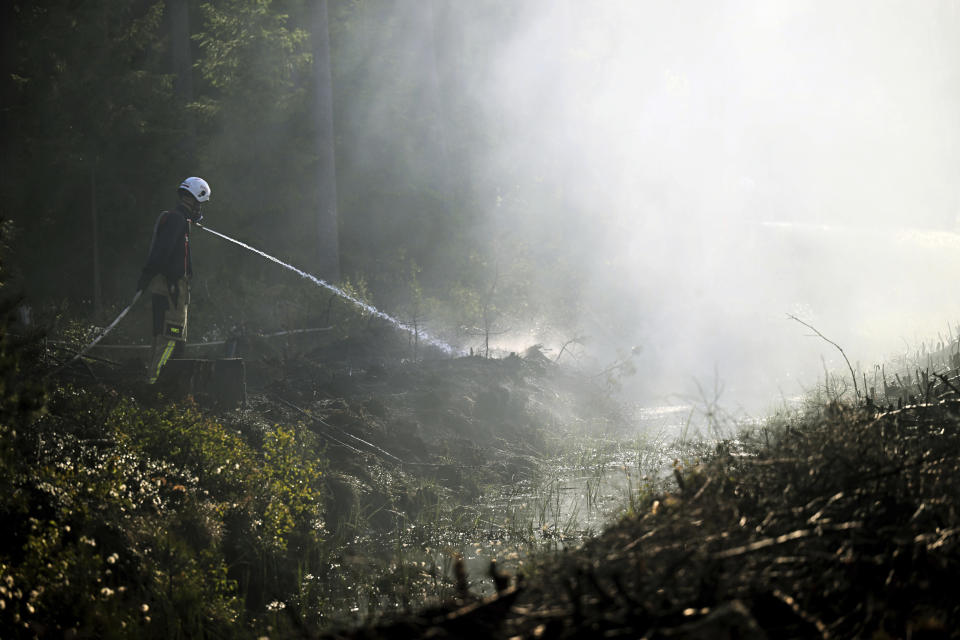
[{"left": 147, "top": 276, "right": 189, "bottom": 384}]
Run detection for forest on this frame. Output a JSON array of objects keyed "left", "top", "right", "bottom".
[
  {"left": 1, "top": 1, "right": 590, "bottom": 361},
  {"left": 4, "top": 1, "right": 960, "bottom": 638}
]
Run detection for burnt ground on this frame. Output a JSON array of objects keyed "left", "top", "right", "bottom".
[
  {"left": 315, "top": 401, "right": 960, "bottom": 640},
  {"left": 243, "top": 344, "right": 623, "bottom": 536},
  {"left": 63, "top": 333, "right": 960, "bottom": 639},
  {"left": 238, "top": 336, "right": 960, "bottom": 639},
  {"left": 244, "top": 334, "right": 625, "bottom": 462},
  {"left": 75, "top": 332, "right": 628, "bottom": 542}
]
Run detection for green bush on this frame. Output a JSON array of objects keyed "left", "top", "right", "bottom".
[{"left": 0, "top": 373, "right": 329, "bottom": 638}]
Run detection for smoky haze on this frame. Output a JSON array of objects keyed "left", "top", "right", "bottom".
[{"left": 345, "top": 2, "right": 960, "bottom": 413}]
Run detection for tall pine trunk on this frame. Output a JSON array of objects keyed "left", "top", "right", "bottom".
[
  {"left": 422, "top": 0, "right": 454, "bottom": 198},
  {"left": 311, "top": 0, "right": 340, "bottom": 282},
  {"left": 169, "top": 0, "right": 196, "bottom": 163}
]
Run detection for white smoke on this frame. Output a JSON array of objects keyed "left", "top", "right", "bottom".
[{"left": 467, "top": 1, "right": 960, "bottom": 410}]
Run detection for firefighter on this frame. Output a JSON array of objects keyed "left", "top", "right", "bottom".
[{"left": 137, "top": 177, "right": 210, "bottom": 383}]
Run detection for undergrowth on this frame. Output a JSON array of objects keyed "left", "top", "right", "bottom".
[{"left": 0, "top": 321, "right": 327, "bottom": 638}]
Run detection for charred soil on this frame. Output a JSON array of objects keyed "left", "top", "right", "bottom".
[{"left": 320, "top": 401, "right": 960, "bottom": 640}]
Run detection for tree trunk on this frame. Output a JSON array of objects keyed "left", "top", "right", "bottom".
[
  {"left": 0, "top": 2, "right": 17, "bottom": 211},
  {"left": 157, "top": 358, "right": 246, "bottom": 410},
  {"left": 423, "top": 0, "right": 454, "bottom": 197},
  {"left": 169, "top": 0, "right": 196, "bottom": 162},
  {"left": 91, "top": 163, "right": 102, "bottom": 318},
  {"left": 311, "top": 0, "right": 340, "bottom": 282}
]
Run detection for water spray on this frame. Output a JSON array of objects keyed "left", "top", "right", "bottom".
[
  {"left": 196, "top": 223, "right": 459, "bottom": 355},
  {"left": 53, "top": 224, "right": 458, "bottom": 375}
]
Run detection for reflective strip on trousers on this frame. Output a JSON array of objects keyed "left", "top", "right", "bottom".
[{"left": 148, "top": 340, "right": 177, "bottom": 384}]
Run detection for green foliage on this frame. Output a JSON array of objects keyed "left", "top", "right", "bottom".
[
  {"left": 1, "top": 452, "right": 240, "bottom": 638},
  {"left": 0, "top": 373, "right": 327, "bottom": 637},
  {"left": 0, "top": 220, "right": 49, "bottom": 543},
  {"left": 259, "top": 425, "right": 324, "bottom": 551},
  {"left": 196, "top": 0, "right": 311, "bottom": 99},
  {"left": 112, "top": 401, "right": 254, "bottom": 498},
  {"left": 0, "top": 386, "right": 244, "bottom": 637}
]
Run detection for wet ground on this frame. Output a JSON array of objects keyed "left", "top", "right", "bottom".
[{"left": 292, "top": 397, "right": 701, "bottom": 630}]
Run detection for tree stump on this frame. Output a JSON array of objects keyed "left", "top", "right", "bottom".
[{"left": 156, "top": 358, "right": 246, "bottom": 409}]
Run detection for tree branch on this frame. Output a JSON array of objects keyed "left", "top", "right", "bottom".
[{"left": 787, "top": 314, "right": 860, "bottom": 401}]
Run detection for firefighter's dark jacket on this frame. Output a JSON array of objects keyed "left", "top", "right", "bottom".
[{"left": 138, "top": 203, "right": 193, "bottom": 290}]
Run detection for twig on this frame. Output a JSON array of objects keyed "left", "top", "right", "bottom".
[
  {"left": 787, "top": 315, "right": 859, "bottom": 400},
  {"left": 272, "top": 397, "right": 364, "bottom": 455},
  {"left": 714, "top": 521, "right": 862, "bottom": 559},
  {"left": 772, "top": 589, "right": 831, "bottom": 639},
  {"left": 276, "top": 396, "right": 403, "bottom": 463},
  {"left": 933, "top": 373, "right": 960, "bottom": 399},
  {"left": 555, "top": 335, "right": 584, "bottom": 363}
]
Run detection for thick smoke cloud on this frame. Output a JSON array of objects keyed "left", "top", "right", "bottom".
[
  {"left": 464, "top": 1, "right": 960, "bottom": 411},
  {"left": 338, "top": 2, "right": 960, "bottom": 413}
]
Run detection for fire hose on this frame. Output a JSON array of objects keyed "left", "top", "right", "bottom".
[{"left": 49, "top": 290, "right": 143, "bottom": 376}]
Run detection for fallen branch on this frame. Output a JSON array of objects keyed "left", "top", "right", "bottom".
[
  {"left": 714, "top": 521, "right": 862, "bottom": 559},
  {"left": 934, "top": 372, "right": 960, "bottom": 399}
]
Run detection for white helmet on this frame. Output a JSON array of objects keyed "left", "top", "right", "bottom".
[{"left": 179, "top": 177, "right": 211, "bottom": 203}]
